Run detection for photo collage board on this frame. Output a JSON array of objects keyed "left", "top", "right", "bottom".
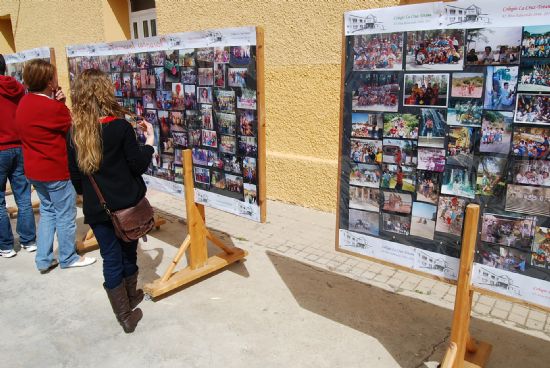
[
  {"left": 339, "top": 1, "right": 550, "bottom": 307},
  {"left": 66, "top": 27, "right": 264, "bottom": 222},
  {"left": 5, "top": 47, "right": 53, "bottom": 84}
]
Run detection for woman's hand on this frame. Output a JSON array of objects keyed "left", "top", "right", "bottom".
[
  {"left": 54, "top": 87, "right": 66, "bottom": 103},
  {"left": 139, "top": 120, "right": 155, "bottom": 147}
]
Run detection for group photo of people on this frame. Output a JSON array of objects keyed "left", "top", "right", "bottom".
[
  {"left": 511, "top": 126, "right": 550, "bottom": 160},
  {"left": 476, "top": 156, "right": 507, "bottom": 196},
  {"left": 382, "top": 113, "right": 419, "bottom": 139},
  {"left": 382, "top": 212, "right": 411, "bottom": 236},
  {"left": 435, "top": 196, "right": 466, "bottom": 236},
  {"left": 350, "top": 138, "right": 382, "bottom": 164},
  {"left": 519, "top": 61, "right": 550, "bottom": 92},
  {"left": 466, "top": 27, "right": 522, "bottom": 65},
  {"left": 480, "top": 111, "right": 513, "bottom": 154},
  {"left": 351, "top": 72, "right": 400, "bottom": 112},
  {"left": 447, "top": 99, "right": 483, "bottom": 126},
  {"left": 403, "top": 73, "right": 449, "bottom": 107},
  {"left": 481, "top": 214, "right": 535, "bottom": 250},
  {"left": 514, "top": 94, "right": 550, "bottom": 124},
  {"left": 352, "top": 32, "right": 404, "bottom": 71},
  {"left": 406, "top": 29, "right": 464, "bottom": 70},
  {"left": 521, "top": 26, "right": 550, "bottom": 58},
  {"left": 513, "top": 160, "right": 550, "bottom": 187}
]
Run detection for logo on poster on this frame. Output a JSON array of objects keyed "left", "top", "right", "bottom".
[
  {"left": 346, "top": 14, "right": 385, "bottom": 33},
  {"left": 416, "top": 250, "right": 457, "bottom": 279},
  {"left": 441, "top": 3, "right": 491, "bottom": 25},
  {"left": 477, "top": 267, "right": 521, "bottom": 296}
]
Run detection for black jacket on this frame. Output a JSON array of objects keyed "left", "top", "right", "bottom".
[{"left": 67, "top": 118, "right": 154, "bottom": 224}]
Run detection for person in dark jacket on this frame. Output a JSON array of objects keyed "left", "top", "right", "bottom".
[
  {"left": 0, "top": 54, "right": 36, "bottom": 258},
  {"left": 67, "top": 68, "right": 154, "bottom": 333}
]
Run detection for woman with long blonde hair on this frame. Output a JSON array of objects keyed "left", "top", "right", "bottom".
[{"left": 67, "top": 68, "right": 154, "bottom": 333}]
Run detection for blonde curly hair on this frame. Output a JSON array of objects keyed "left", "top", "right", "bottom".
[{"left": 71, "top": 69, "right": 130, "bottom": 174}]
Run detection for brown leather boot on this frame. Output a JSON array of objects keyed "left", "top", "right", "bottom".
[
  {"left": 104, "top": 282, "right": 143, "bottom": 333},
  {"left": 124, "top": 271, "right": 144, "bottom": 309}
]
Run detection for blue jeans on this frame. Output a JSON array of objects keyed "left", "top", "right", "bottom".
[
  {"left": 0, "top": 148, "right": 36, "bottom": 251},
  {"left": 30, "top": 179, "right": 80, "bottom": 269},
  {"left": 91, "top": 221, "right": 138, "bottom": 289}
]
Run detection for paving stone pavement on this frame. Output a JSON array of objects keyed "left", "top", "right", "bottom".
[{"left": 147, "top": 189, "right": 550, "bottom": 342}]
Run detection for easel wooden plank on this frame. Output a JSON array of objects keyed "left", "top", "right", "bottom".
[
  {"left": 143, "top": 149, "right": 248, "bottom": 299},
  {"left": 256, "top": 27, "right": 267, "bottom": 223}
]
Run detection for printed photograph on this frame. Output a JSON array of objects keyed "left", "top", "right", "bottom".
[
  {"left": 447, "top": 98, "right": 483, "bottom": 126},
  {"left": 237, "top": 88, "right": 257, "bottom": 110},
  {"left": 191, "top": 147, "right": 208, "bottom": 166},
  {"left": 196, "top": 48, "right": 214, "bottom": 63},
  {"left": 179, "top": 49, "right": 196, "bottom": 67},
  {"left": 518, "top": 60, "right": 550, "bottom": 92},
  {"left": 230, "top": 46, "right": 252, "bottom": 65},
  {"left": 351, "top": 72, "right": 400, "bottom": 112},
  {"left": 160, "top": 152, "right": 175, "bottom": 170},
  {"left": 140, "top": 69, "right": 156, "bottom": 89},
  {"left": 215, "top": 90, "right": 236, "bottom": 112},
  {"left": 223, "top": 154, "right": 241, "bottom": 174},
  {"left": 142, "top": 90, "right": 155, "bottom": 109},
  {"left": 164, "top": 52, "right": 180, "bottom": 82},
  {"left": 465, "top": 27, "right": 521, "bottom": 65},
  {"left": 382, "top": 212, "right": 411, "bottom": 236},
  {"left": 484, "top": 66, "right": 518, "bottom": 111},
  {"left": 243, "top": 157, "right": 256, "bottom": 184},
  {"left": 228, "top": 67, "right": 248, "bottom": 87},
  {"left": 211, "top": 171, "right": 226, "bottom": 190},
  {"left": 198, "top": 67, "right": 213, "bottom": 86},
  {"left": 531, "top": 227, "right": 550, "bottom": 269},
  {"left": 171, "top": 83, "right": 185, "bottom": 110},
  {"left": 380, "top": 164, "right": 416, "bottom": 192},
  {"left": 476, "top": 156, "right": 507, "bottom": 196},
  {"left": 208, "top": 150, "right": 224, "bottom": 169},
  {"left": 352, "top": 32, "right": 404, "bottom": 71},
  {"left": 225, "top": 174, "right": 243, "bottom": 194},
  {"left": 214, "top": 47, "right": 230, "bottom": 63},
  {"left": 186, "top": 110, "right": 199, "bottom": 129},
  {"left": 170, "top": 111, "right": 184, "bottom": 131},
  {"left": 201, "top": 104, "right": 213, "bottom": 130},
  {"left": 351, "top": 139, "right": 382, "bottom": 164},
  {"left": 238, "top": 136, "right": 257, "bottom": 156},
  {"left": 184, "top": 84, "right": 197, "bottom": 110},
  {"left": 220, "top": 135, "right": 237, "bottom": 154},
  {"left": 349, "top": 209, "right": 380, "bottom": 236},
  {"left": 403, "top": 73, "right": 449, "bottom": 107},
  {"left": 480, "top": 111, "right": 513, "bottom": 154},
  {"left": 131, "top": 72, "right": 142, "bottom": 97},
  {"left": 416, "top": 171, "right": 441, "bottom": 204},
  {"left": 214, "top": 63, "right": 225, "bottom": 87},
  {"left": 511, "top": 126, "right": 550, "bottom": 159},
  {"left": 154, "top": 67, "right": 165, "bottom": 87},
  {"left": 451, "top": 73, "right": 484, "bottom": 98},
  {"left": 481, "top": 213, "right": 535, "bottom": 250},
  {"left": 349, "top": 186, "right": 381, "bottom": 212},
  {"left": 513, "top": 160, "right": 550, "bottom": 187},
  {"left": 410, "top": 202, "right": 437, "bottom": 240},
  {"left": 156, "top": 90, "right": 172, "bottom": 110},
  {"left": 441, "top": 167, "right": 476, "bottom": 199},
  {"left": 238, "top": 110, "right": 256, "bottom": 136},
  {"left": 201, "top": 130, "right": 217, "bottom": 148},
  {"left": 522, "top": 26, "right": 550, "bottom": 58},
  {"left": 435, "top": 196, "right": 466, "bottom": 236},
  {"left": 349, "top": 163, "right": 380, "bottom": 188},
  {"left": 479, "top": 245, "right": 527, "bottom": 272},
  {"left": 383, "top": 113, "right": 419, "bottom": 139},
  {"left": 151, "top": 51, "right": 166, "bottom": 66},
  {"left": 181, "top": 67, "right": 197, "bottom": 84},
  {"left": 446, "top": 127, "right": 475, "bottom": 167},
  {"left": 172, "top": 131, "right": 188, "bottom": 147},
  {"left": 194, "top": 167, "right": 210, "bottom": 185},
  {"left": 506, "top": 185, "right": 550, "bottom": 217},
  {"left": 244, "top": 183, "right": 257, "bottom": 205},
  {"left": 406, "top": 29, "right": 465, "bottom": 70},
  {"left": 112, "top": 73, "right": 122, "bottom": 97},
  {"left": 418, "top": 108, "right": 446, "bottom": 148},
  {"left": 382, "top": 191, "right": 412, "bottom": 214},
  {"left": 189, "top": 129, "right": 201, "bottom": 147},
  {"left": 417, "top": 147, "right": 446, "bottom": 172},
  {"left": 351, "top": 113, "right": 383, "bottom": 139},
  {"left": 382, "top": 139, "right": 417, "bottom": 166},
  {"left": 217, "top": 112, "right": 237, "bottom": 135},
  {"left": 198, "top": 87, "right": 213, "bottom": 104},
  {"left": 514, "top": 93, "right": 550, "bottom": 124}
]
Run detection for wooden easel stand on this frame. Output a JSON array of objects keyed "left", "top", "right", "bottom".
[{"left": 143, "top": 149, "right": 247, "bottom": 298}]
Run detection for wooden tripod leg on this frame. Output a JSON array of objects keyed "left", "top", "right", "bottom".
[
  {"left": 161, "top": 235, "right": 191, "bottom": 282},
  {"left": 441, "top": 342, "right": 458, "bottom": 368}
]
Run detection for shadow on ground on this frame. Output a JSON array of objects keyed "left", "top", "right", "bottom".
[{"left": 267, "top": 251, "right": 550, "bottom": 368}]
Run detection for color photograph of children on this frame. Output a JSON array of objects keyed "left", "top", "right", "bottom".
[
  {"left": 349, "top": 187, "right": 380, "bottom": 212},
  {"left": 410, "top": 202, "right": 437, "bottom": 240},
  {"left": 511, "top": 126, "right": 550, "bottom": 159},
  {"left": 237, "top": 88, "right": 257, "bottom": 110},
  {"left": 220, "top": 135, "right": 236, "bottom": 154},
  {"left": 351, "top": 72, "right": 400, "bottom": 112},
  {"left": 349, "top": 163, "right": 381, "bottom": 188},
  {"left": 211, "top": 171, "right": 226, "bottom": 190},
  {"left": 198, "top": 67, "right": 214, "bottom": 86},
  {"left": 201, "top": 130, "right": 217, "bottom": 148},
  {"left": 441, "top": 167, "right": 476, "bottom": 199},
  {"left": 198, "top": 87, "right": 213, "bottom": 104},
  {"left": 435, "top": 196, "right": 466, "bottom": 236},
  {"left": 403, "top": 73, "right": 449, "bottom": 107},
  {"left": 480, "top": 111, "right": 513, "bottom": 154},
  {"left": 214, "top": 63, "right": 225, "bottom": 87},
  {"left": 484, "top": 66, "right": 518, "bottom": 111},
  {"left": 382, "top": 191, "right": 412, "bottom": 214},
  {"left": 518, "top": 61, "right": 550, "bottom": 92},
  {"left": 406, "top": 29, "right": 465, "bottom": 70},
  {"left": 214, "top": 47, "right": 230, "bottom": 63},
  {"left": 351, "top": 113, "right": 383, "bottom": 138},
  {"left": 380, "top": 164, "right": 416, "bottom": 192},
  {"left": 447, "top": 127, "right": 475, "bottom": 167},
  {"left": 238, "top": 110, "right": 256, "bottom": 136},
  {"left": 417, "top": 147, "right": 446, "bottom": 172},
  {"left": 351, "top": 139, "right": 383, "bottom": 164},
  {"left": 418, "top": 108, "right": 446, "bottom": 148},
  {"left": 352, "top": 32, "right": 404, "bottom": 71},
  {"left": 416, "top": 171, "right": 441, "bottom": 204},
  {"left": 521, "top": 26, "right": 550, "bottom": 58},
  {"left": 225, "top": 174, "right": 243, "bottom": 194},
  {"left": 228, "top": 67, "right": 248, "bottom": 88},
  {"left": 178, "top": 49, "right": 196, "bottom": 67},
  {"left": 383, "top": 113, "right": 419, "bottom": 139},
  {"left": 451, "top": 73, "right": 484, "bottom": 98},
  {"left": 476, "top": 156, "right": 507, "bottom": 196},
  {"left": 349, "top": 209, "right": 380, "bottom": 236},
  {"left": 514, "top": 93, "right": 550, "bottom": 124},
  {"left": 513, "top": 160, "right": 550, "bottom": 187},
  {"left": 382, "top": 139, "right": 417, "bottom": 166},
  {"left": 531, "top": 227, "right": 550, "bottom": 269},
  {"left": 244, "top": 183, "right": 257, "bottom": 205},
  {"left": 382, "top": 212, "right": 411, "bottom": 236},
  {"left": 481, "top": 214, "right": 535, "bottom": 250},
  {"left": 243, "top": 157, "right": 256, "bottom": 184},
  {"left": 447, "top": 98, "right": 482, "bottom": 126},
  {"left": 506, "top": 185, "right": 550, "bottom": 217},
  {"left": 466, "top": 27, "right": 521, "bottom": 65}
]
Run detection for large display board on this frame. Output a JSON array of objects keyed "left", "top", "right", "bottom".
[
  {"left": 4, "top": 47, "right": 53, "bottom": 83},
  {"left": 338, "top": 0, "right": 550, "bottom": 308},
  {"left": 66, "top": 27, "right": 266, "bottom": 222}
]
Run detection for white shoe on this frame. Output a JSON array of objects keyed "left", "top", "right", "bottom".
[
  {"left": 21, "top": 244, "right": 37, "bottom": 253},
  {"left": 66, "top": 257, "right": 96, "bottom": 268},
  {"left": 0, "top": 249, "right": 17, "bottom": 258}
]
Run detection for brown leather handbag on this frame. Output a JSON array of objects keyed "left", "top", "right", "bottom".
[{"left": 88, "top": 175, "right": 155, "bottom": 242}]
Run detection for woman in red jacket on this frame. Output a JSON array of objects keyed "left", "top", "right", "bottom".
[{"left": 16, "top": 59, "right": 95, "bottom": 272}]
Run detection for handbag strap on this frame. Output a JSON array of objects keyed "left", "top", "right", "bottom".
[{"left": 87, "top": 175, "right": 111, "bottom": 216}]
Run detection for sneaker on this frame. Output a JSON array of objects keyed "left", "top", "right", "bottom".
[
  {"left": 21, "top": 243, "right": 37, "bottom": 253},
  {"left": 0, "top": 249, "right": 16, "bottom": 258},
  {"left": 39, "top": 260, "right": 59, "bottom": 274},
  {"left": 66, "top": 256, "right": 96, "bottom": 268}
]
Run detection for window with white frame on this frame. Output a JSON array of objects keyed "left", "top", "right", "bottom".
[{"left": 129, "top": 0, "right": 157, "bottom": 39}]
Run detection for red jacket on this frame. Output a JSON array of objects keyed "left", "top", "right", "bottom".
[
  {"left": 0, "top": 76, "right": 26, "bottom": 150},
  {"left": 16, "top": 93, "right": 72, "bottom": 181}
]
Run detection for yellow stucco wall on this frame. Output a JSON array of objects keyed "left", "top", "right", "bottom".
[{"left": 0, "top": 0, "right": 401, "bottom": 213}]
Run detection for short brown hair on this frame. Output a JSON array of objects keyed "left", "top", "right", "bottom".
[{"left": 23, "top": 59, "right": 55, "bottom": 92}]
